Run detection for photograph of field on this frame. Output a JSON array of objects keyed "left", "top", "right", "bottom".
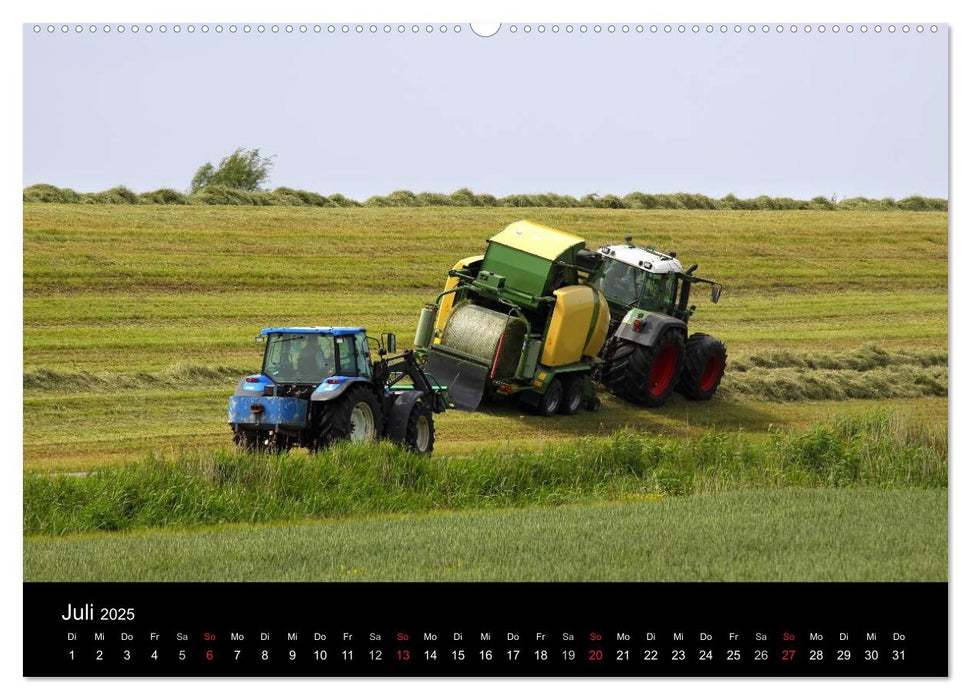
[
  {"left": 21, "top": 18, "right": 948, "bottom": 591},
  {"left": 22, "top": 204, "right": 947, "bottom": 582}
]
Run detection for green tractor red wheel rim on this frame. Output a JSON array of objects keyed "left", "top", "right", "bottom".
[
  {"left": 648, "top": 345, "right": 678, "bottom": 396},
  {"left": 700, "top": 355, "right": 723, "bottom": 392}
]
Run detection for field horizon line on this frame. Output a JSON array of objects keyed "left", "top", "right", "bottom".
[{"left": 23, "top": 184, "right": 949, "bottom": 212}]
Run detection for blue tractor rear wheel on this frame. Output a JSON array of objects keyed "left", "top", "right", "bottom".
[{"left": 316, "top": 385, "right": 385, "bottom": 447}]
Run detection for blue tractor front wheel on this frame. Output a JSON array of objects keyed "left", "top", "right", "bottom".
[{"left": 403, "top": 400, "right": 435, "bottom": 454}]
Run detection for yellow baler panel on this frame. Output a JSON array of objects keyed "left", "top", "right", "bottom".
[
  {"left": 434, "top": 255, "right": 483, "bottom": 334},
  {"left": 541, "top": 285, "right": 607, "bottom": 367},
  {"left": 583, "top": 289, "right": 611, "bottom": 357}
]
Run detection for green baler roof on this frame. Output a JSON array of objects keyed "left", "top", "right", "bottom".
[{"left": 482, "top": 220, "right": 586, "bottom": 298}]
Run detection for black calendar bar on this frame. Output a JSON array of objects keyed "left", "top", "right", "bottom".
[{"left": 24, "top": 582, "right": 947, "bottom": 677}]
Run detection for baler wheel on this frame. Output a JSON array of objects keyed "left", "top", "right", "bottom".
[
  {"left": 559, "top": 375, "right": 584, "bottom": 415},
  {"left": 675, "top": 333, "right": 728, "bottom": 400},
  {"left": 536, "top": 377, "right": 564, "bottom": 416},
  {"left": 602, "top": 329, "right": 686, "bottom": 408}
]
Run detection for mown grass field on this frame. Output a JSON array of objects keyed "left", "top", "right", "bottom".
[{"left": 22, "top": 205, "right": 948, "bottom": 581}]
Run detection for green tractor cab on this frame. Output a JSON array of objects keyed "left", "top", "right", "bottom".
[{"left": 591, "top": 241, "right": 727, "bottom": 407}]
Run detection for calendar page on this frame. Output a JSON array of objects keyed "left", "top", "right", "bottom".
[{"left": 21, "top": 13, "right": 949, "bottom": 678}]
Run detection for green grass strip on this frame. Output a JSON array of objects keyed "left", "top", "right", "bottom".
[{"left": 24, "top": 410, "right": 946, "bottom": 536}]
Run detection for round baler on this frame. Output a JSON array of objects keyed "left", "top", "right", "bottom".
[{"left": 415, "top": 220, "right": 609, "bottom": 415}]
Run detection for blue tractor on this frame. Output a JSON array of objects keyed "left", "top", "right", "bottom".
[{"left": 228, "top": 327, "right": 447, "bottom": 454}]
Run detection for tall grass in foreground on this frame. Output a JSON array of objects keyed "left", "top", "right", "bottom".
[{"left": 24, "top": 411, "right": 946, "bottom": 536}]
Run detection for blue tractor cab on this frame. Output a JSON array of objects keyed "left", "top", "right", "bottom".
[
  {"left": 258, "top": 326, "right": 368, "bottom": 386},
  {"left": 228, "top": 327, "right": 447, "bottom": 453}
]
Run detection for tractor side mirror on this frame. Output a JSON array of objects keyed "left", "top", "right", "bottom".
[
  {"left": 384, "top": 332, "right": 397, "bottom": 354},
  {"left": 254, "top": 335, "right": 266, "bottom": 344},
  {"left": 711, "top": 286, "right": 722, "bottom": 304}
]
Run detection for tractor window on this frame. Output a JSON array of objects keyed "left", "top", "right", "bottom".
[
  {"left": 594, "top": 258, "right": 645, "bottom": 306},
  {"left": 262, "top": 333, "right": 337, "bottom": 384},
  {"left": 336, "top": 337, "right": 358, "bottom": 376},
  {"left": 354, "top": 333, "right": 372, "bottom": 378},
  {"left": 639, "top": 272, "right": 676, "bottom": 311}
]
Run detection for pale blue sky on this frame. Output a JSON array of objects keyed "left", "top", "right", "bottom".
[{"left": 23, "top": 24, "right": 948, "bottom": 199}]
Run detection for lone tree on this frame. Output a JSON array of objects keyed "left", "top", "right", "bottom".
[{"left": 190, "top": 147, "right": 274, "bottom": 193}]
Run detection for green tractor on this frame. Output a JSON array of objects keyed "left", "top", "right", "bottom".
[
  {"left": 423, "top": 222, "right": 727, "bottom": 412},
  {"left": 589, "top": 238, "right": 727, "bottom": 407}
]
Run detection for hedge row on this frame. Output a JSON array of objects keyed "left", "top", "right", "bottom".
[{"left": 23, "top": 184, "right": 948, "bottom": 211}]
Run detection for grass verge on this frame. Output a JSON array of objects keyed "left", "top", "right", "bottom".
[
  {"left": 23, "top": 488, "right": 947, "bottom": 582},
  {"left": 24, "top": 412, "right": 946, "bottom": 536}
]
